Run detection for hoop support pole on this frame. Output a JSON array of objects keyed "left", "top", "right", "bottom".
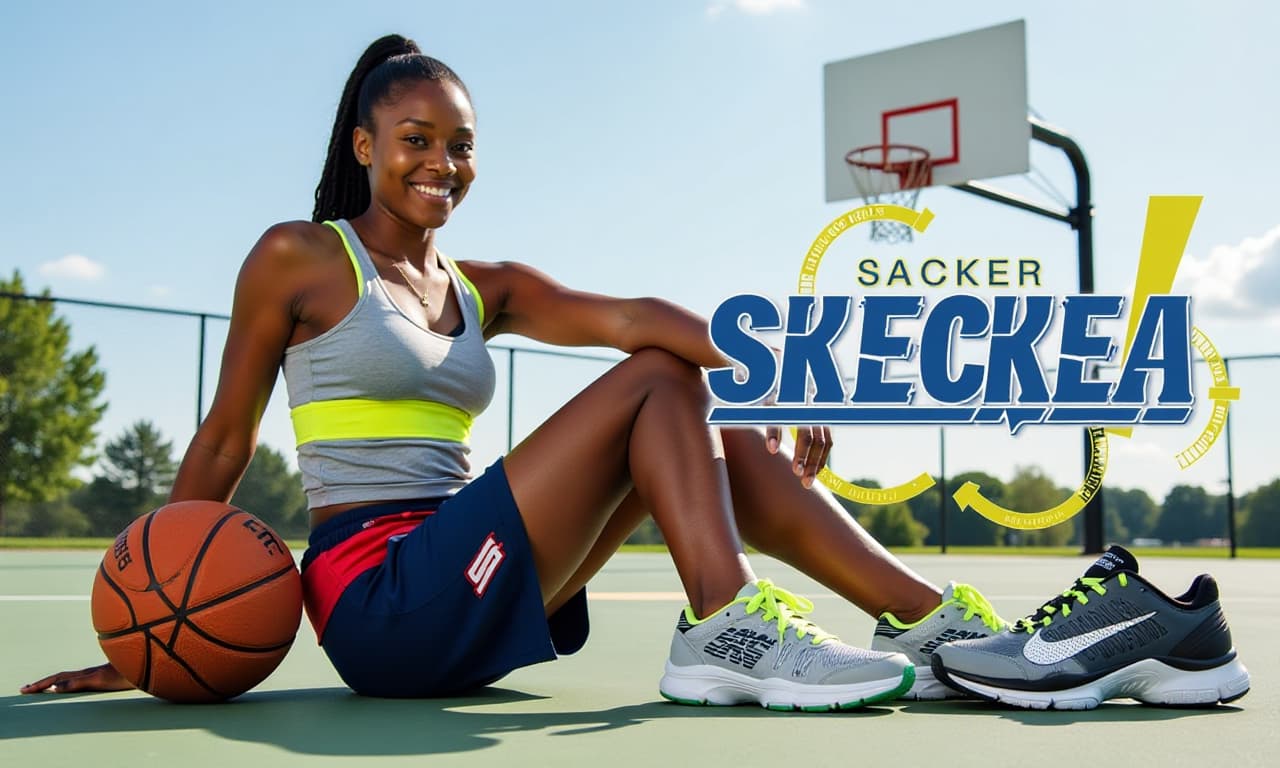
[{"left": 949, "top": 116, "right": 1103, "bottom": 555}]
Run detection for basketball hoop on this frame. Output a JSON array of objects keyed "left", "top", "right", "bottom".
[{"left": 845, "top": 144, "right": 933, "bottom": 243}]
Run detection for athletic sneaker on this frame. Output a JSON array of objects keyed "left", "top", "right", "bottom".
[
  {"left": 659, "top": 579, "right": 915, "bottom": 711},
  {"left": 871, "top": 582, "right": 1007, "bottom": 699},
  {"left": 931, "top": 546, "right": 1251, "bottom": 710}
]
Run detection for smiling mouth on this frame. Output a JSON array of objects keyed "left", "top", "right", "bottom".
[{"left": 411, "top": 183, "right": 454, "bottom": 201}]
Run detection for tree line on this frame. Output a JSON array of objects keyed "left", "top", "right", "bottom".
[
  {"left": 2, "top": 269, "right": 1277, "bottom": 547},
  {"left": 1, "top": 419, "right": 310, "bottom": 539},
  {"left": 622, "top": 466, "right": 1280, "bottom": 549},
  {"left": 841, "top": 468, "right": 1280, "bottom": 548},
  {"left": 0, "top": 272, "right": 309, "bottom": 539}
]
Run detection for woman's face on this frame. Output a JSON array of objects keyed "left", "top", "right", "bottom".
[{"left": 355, "top": 79, "right": 476, "bottom": 231}]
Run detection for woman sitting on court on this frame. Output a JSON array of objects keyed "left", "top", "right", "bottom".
[{"left": 23, "top": 34, "right": 1004, "bottom": 707}]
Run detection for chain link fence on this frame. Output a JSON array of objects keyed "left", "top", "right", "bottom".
[{"left": 3, "top": 292, "right": 1275, "bottom": 554}]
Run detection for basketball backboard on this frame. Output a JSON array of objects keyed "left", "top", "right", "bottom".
[{"left": 824, "top": 20, "right": 1030, "bottom": 203}]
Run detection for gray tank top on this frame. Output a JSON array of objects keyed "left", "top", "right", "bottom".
[{"left": 282, "top": 219, "right": 496, "bottom": 508}]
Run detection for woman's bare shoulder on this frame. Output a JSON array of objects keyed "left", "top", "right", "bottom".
[
  {"left": 452, "top": 259, "right": 551, "bottom": 293},
  {"left": 451, "top": 258, "right": 509, "bottom": 280},
  {"left": 228, "top": 221, "right": 356, "bottom": 327},
  {"left": 246, "top": 220, "right": 345, "bottom": 269}
]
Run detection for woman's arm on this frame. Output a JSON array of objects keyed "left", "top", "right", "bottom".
[
  {"left": 471, "top": 260, "right": 830, "bottom": 484},
  {"left": 21, "top": 222, "right": 312, "bottom": 695},
  {"left": 169, "top": 223, "right": 311, "bottom": 502},
  {"left": 478, "top": 261, "right": 728, "bottom": 368}
]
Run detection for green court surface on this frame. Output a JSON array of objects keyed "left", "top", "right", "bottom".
[{"left": 2, "top": 551, "right": 1276, "bottom": 767}]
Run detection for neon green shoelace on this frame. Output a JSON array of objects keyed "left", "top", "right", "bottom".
[
  {"left": 1014, "top": 573, "right": 1128, "bottom": 633},
  {"left": 745, "top": 580, "right": 835, "bottom": 646},
  {"left": 949, "top": 583, "right": 1007, "bottom": 633}
]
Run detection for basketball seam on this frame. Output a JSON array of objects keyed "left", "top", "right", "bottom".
[
  {"left": 95, "top": 562, "right": 138, "bottom": 636},
  {"left": 140, "top": 511, "right": 182, "bottom": 617},
  {"left": 139, "top": 512, "right": 189, "bottom": 660},
  {"left": 140, "top": 510, "right": 187, "bottom": 649},
  {"left": 167, "top": 510, "right": 243, "bottom": 649},
  {"left": 184, "top": 563, "right": 298, "bottom": 615},
  {"left": 147, "top": 629, "right": 225, "bottom": 700},
  {"left": 181, "top": 618, "right": 296, "bottom": 654},
  {"left": 95, "top": 564, "right": 298, "bottom": 641},
  {"left": 140, "top": 628, "right": 154, "bottom": 693}
]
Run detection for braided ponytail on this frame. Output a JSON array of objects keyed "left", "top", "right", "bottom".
[
  {"left": 312, "top": 36, "right": 473, "bottom": 222},
  {"left": 313, "top": 35, "right": 420, "bottom": 222}
]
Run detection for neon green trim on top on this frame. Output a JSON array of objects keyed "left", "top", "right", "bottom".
[
  {"left": 746, "top": 580, "right": 835, "bottom": 645},
  {"left": 447, "top": 257, "right": 485, "bottom": 327},
  {"left": 323, "top": 220, "right": 365, "bottom": 298},
  {"left": 682, "top": 580, "right": 835, "bottom": 646},
  {"left": 290, "top": 398, "right": 471, "bottom": 447},
  {"left": 880, "top": 583, "right": 1006, "bottom": 633},
  {"left": 1015, "top": 576, "right": 1112, "bottom": 634}
]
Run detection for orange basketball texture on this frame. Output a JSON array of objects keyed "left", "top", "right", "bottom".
[{"left": 91, "top": 501, "right": 303, "bottom": 703}]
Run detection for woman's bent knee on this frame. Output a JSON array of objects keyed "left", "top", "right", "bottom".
[{"left": 621, "top": 348, "right": 705, "bottom": 392}]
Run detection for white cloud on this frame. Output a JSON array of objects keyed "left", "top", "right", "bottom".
[
  {"left": 1174, "top": 225, "right": 1280, "bottom": 321},
  {"left": 38, "top": 253, "right": 105, "bottom": 281},
  {"left": 707, "top": 0, "right": 805, "bottom": 19}
]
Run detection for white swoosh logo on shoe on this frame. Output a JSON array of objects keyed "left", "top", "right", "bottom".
[{"left": 1021, "top": 611, "right": 1157, "bottom": 665}]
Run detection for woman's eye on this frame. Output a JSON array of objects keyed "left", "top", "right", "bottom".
[
  {"left": 452, "top": 142, "right": 474, "bottom": 154},
  {"left": 405, "top": 135, "right": 427, "bottom": 147}
]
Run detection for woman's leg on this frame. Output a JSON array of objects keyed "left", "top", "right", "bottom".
[
  {"left": 719, "top": 427, "right": 940, "bottom": 621},
  {"left": 512, "top": 353, "right": 923, "bottom": 707},
  {"left": 544, "top": 428, "right": 941, "bottom": 622},
  {"left": 544, "top": 491, "right": 649, "bottom": 615},
  {"left": 503, "top": 348, "right": 752, "bottom": 619}
]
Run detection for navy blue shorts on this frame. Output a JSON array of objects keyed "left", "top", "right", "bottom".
[{"left": 300, "top": 459, "right": 589, "bottom": 698}]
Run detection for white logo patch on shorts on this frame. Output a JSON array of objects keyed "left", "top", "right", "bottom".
[{"left": 466, "top": 532, "right": 505, "bottom": 597}]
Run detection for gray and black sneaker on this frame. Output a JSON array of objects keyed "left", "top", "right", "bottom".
[
  {"left": 932, "top": 546, "right": 1251, "bottom": 710},
  {"left": 659, "top": 579, "right": 915, "bottom": 711}
]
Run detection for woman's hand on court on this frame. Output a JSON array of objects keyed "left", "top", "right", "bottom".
[{"left": 20, "top": 663, "right": 134, "bottom": 694}]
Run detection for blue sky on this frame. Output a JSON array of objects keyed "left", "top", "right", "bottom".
[{"left": 3, "top": 0, "right": 1277, "bottom": 508}]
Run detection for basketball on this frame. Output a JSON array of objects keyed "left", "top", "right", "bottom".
[{"left": 90, "top": 500, "right": 304, "bottom": 703}]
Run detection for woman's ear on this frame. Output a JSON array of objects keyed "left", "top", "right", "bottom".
[{"left": 352, "top": 125, "right": 373, "bottom": 167}]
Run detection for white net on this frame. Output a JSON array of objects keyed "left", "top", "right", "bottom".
[{"left": 845, "top": 144, "right": 932, "bottom": 243}]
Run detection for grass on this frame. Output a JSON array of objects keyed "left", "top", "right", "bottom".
[{"left": 2, "top": 537, "right": 1277, "bottom": 558}]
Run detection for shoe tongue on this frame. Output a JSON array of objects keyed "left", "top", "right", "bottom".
[
  {"left": 736, "top": 580, "right": 764, "bottom": 600},
  {"left": 1083, "top": 545, "right": 1139, "bottom": 579},
  {"left": 939, "top": 581, "right": 960, "bottom": 603}
]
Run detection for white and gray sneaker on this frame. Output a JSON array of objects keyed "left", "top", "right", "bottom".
[
  {"left": 870, "top": 582, "right": 1007, "bottom": 700},
  {"left": 659, "top": 579, "right": 914, "bottom": 711}
]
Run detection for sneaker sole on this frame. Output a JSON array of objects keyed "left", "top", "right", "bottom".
[
  {"left": 898, "top": 664, "right": 969, "bottom": 701},
  {"left": 932, "top": 655, "right": 1251, "bottom": 710},
  {"left": 658, "top": 660, "right": 915, "bottom": 711}
]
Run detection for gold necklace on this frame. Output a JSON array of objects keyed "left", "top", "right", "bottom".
[{"left": 391, "top": 261, "right": 431, "bottom": 309}]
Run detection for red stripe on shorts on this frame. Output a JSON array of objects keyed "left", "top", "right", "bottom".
[{"left": 302, "top": 509, "right": 434, "bottom": 641}]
